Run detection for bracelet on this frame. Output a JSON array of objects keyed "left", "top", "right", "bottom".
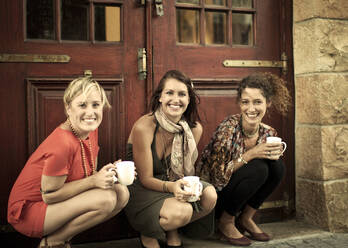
[
  {"left": 237, "top": 154, "right": 248, "bottom": 165},
  {"left": 163, "top": 181, "right": 168, "bottom": 193}
]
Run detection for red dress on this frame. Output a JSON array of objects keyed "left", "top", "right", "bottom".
[{"left": 7, "top": 127, "right": 99, "bottom": 237}]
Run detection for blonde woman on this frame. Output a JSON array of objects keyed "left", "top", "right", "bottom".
[{"left": 8, "top": 77, "right": 129, "bottom": 248}]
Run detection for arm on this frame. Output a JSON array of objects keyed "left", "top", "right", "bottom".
[
  {"left": 197, "top": 118, "right": 236, "bottom": 187},
  {"left": 192, "top": 121, "right": 203, "bottom": 145},
  {"left": 132, "top": 116, "right": 167, "bottom": 192},
  {"left": 41, "top": 163, "right": 116, "bottom": 204}
]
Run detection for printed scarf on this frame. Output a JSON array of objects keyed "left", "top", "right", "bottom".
[{"left": 155, "top": 108, "right": 198, "bottom": 181}]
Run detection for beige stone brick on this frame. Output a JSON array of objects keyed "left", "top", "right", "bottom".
[
  {"left": 296, "top": 179, "right": 329, "bottom": 229},
  {"left": 322, "top": 126, "right": 348, "bottom": 180},
  {"left": 324, "top": 179, "right": 348, "bottom": 232},
  {"left": 294, "top": 0, "right": 348, "bottom": 22},
  {"left": 295, "top": 74, "right": 348, "bottom": 125},
  {"left": 294, "top": 19, "right": 348, "bottom": 74},
  {"left": 296, "top": 126, "right": 323, "bottom": 180},
  {"left": 296, "top": 178, "right": 348, "bottom": 232}
]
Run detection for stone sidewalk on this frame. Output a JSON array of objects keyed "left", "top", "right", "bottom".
[{"left": 74, "top": 220, "right": 348, "bottom": 248}]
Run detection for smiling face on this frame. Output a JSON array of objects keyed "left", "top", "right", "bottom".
[
  {"left": 66, "top": 87, "right": 103, "bottom": 139},
  {"left": 239, "top": 87, "right": 270, "bottom": 129},
  {"left": 159, "top": 78, "right": 190, "bottom": 123}
]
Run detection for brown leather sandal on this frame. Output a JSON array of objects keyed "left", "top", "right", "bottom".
[{"left": 38, "top": 237, "right": 70, "bottom": 248}]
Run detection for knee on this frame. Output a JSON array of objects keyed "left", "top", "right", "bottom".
[
  {"left": 115, "top": 185, "right": 130, "bottom": 209},
  {"left": 95, "top": 190, "right": 118, "bottom": 214},
  {"left": 201, "top": 186, "right": 217, "bottom": 212},
  {"left": 167, "top": 204, "right": 193, "bottom": 226},
  {"left": 271, "top": 160, "right": 285, "bottom": 181},
  {"left": 248, "top": 160, "right": 269, "bottom": 182}
]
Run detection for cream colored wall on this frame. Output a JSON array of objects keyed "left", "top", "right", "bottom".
[{"left": 293, "top": 0, "right": 348, "bottom": 232}]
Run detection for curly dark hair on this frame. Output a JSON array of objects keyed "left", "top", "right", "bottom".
[
  {"left": 237, "top": 72, "right": 292, "bottom": 116},
  {"left": 150, "top": 70, "right": 201, "bottom": 127}
]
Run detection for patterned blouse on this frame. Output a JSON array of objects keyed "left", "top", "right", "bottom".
[{"left": 196, "top": 114, "right": 277, "bottom": 190}]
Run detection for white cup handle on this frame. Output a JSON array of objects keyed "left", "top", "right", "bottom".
[
  {"left": 281, "top": 141, "right": 287, "bottom": 154},
  {"left": 108, "top": 168, "right": 118, "bottom": 183},
  {"left": 197, "top": 182, "right": 203, "bottom": 196}
]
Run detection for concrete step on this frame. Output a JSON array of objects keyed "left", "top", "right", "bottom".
[{"left": 74, "top": 219, "right": 335, "bottom": 248}]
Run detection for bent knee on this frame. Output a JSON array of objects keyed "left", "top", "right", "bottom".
[
  {"left": 94, "top": 190, "right": 117, "bottom": 214},
  {"left": 248, "top": 160, "right": 269, "bottom": 181},
  {"left": 115, "top": 185, "right": 130, "bottom": 209},
  {"left": 201, "top": 186, "right": 217, "bottom": 211},
  {"left": 166, "top": 203, "right": 193, "bottom": 226}
]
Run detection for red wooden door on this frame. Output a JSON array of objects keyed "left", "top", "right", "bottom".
[
  {"left": 151, "top": 0, "right": 295, "bottom": 222},
  {"left": 0, "top": 0, "right": 145, "bottom": 245}
]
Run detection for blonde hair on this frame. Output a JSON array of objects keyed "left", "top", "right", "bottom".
[{"left": 63, "top": 77, "right": 111, "bottom": 110}]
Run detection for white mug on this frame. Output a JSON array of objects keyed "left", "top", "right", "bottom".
[
  {"left": 111, "top": 161, "right": 135, "bottom": 186},
  {"left": 182, "top": 176, "right": 203, "bottom": 202},
  {"left": 266, "top": 136, "right": 287, "bottom": 154}
]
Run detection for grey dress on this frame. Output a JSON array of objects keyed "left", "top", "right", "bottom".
[{"left": 124, "top": 122, "right": 215, "bottom": 241}]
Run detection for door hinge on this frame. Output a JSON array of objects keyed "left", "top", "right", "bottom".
[
  {"left": 223, "top": 52, "right": 288, "bottom": 75},
  {"left": 138, "top": 48, "right": 147, "bottom": 80}
]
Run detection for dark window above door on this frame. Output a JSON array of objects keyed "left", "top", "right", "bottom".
[
  {"left": 176, "top": 0, "right": 254, "bottom": 46},
  {"left": 26, "top": 0, "right": 122, "bottom": 42}
]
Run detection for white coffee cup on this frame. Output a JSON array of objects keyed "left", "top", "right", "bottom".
[
  {"left": 266, "top": 136, "right": 287, "bottom": 154},
  {"left": 182, "top": 176, "right": 203, "bottom": 202},
  {"left": 111, "top": 161, "right": 135, "bottom": 186}
]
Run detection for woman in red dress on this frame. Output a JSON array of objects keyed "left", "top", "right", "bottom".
[{"left": 8, "top": 77, "right": 129, "bottom": 248}]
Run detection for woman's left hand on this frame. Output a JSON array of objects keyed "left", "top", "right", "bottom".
[
  {"left": 250, "top": 142, "right": 283, "bottom": 160},
  {"left": 171, "top": 179, "right": 193, "bottom": 202},
  {"left": 264, "top": 143, "right": 283, "bottom": 160}
]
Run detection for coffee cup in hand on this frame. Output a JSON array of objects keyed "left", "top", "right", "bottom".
[
  {"left": 182, "top": 176, "right": 203, "bottom": 202},
  {"left": 113, "top": 161, "right": 135, "bottom": 186},
  {"left": 266, "top": 136, "right": 287, "bottom": 154}
]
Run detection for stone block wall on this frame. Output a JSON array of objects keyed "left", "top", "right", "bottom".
[{"left": 293, "top": 0, "right": 348, "bottom": 232}]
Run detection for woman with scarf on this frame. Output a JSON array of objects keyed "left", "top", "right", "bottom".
[
  {"left": 124, "top": 70, "right": 217, "bottom": 248},
  {"left": 196, "top": 72, "right": 291, "bottom": 246}
]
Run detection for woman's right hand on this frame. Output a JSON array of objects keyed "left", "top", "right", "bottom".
[
  {"left": 93, "top": 163, "right": 116, "bottom": 189},
  {"left": 171, "top": 179, "right": 193, "bottom": 202}
]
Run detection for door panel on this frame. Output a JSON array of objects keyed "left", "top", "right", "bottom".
[{"left": 152, "top": 0, "right": 295, "bottom": 222}]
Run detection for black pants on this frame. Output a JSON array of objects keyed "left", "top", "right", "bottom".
[{"left": 217, "top": 159, "right": 285, "bottom": 217}]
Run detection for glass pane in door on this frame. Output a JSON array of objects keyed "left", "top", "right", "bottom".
[
  {"left": 27, "top": 0, "right": 55, "bottom": 39},
  {"left": 95, "top": 5, "right": 121, "bottom": 42},
  {"left": 232, "top": 13, "right": 253, "bottom": 45},
  {"left": 61, "top": 0, "right": 89, "bottom": 41},
  {"left": 176, "top": 9, "right": 200, "bottom": 44},
  {"left": 205, "top": 11, "right": 226, "bottom": 44},
  {"left": 232, "top": 0, "right": 253, "bottom": 8},
  {"left": 204, "top": 0, "right": 226, "bottom": 6},
  {"left": 176, "top": 0, "right": 199, "bottom": 4}
]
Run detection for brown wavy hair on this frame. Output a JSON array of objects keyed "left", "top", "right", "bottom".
[
  {"left": 150, "top": 70, "right": 201, "bottom": 127},
  {"left": 237, "top": 72, "right": 292, "bottom": 116}
]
